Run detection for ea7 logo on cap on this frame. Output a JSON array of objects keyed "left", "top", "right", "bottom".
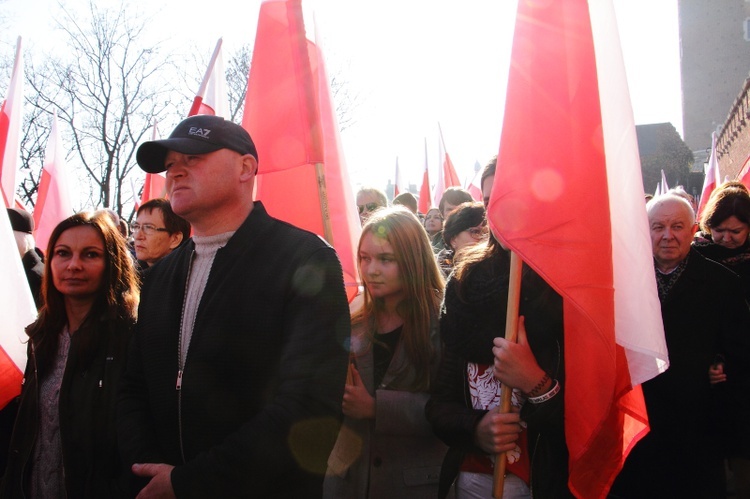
[{"left": 188, "top": 127, "right": 211, "bottom": 139}]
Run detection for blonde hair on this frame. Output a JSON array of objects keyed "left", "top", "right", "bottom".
[{"left": 352, "top": 207, "right": 444, "bottom": 390}]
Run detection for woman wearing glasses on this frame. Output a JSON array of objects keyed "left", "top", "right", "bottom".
[
  {"left": 325, "top": 207, "right": 447, "bottom": 498},
  {"left": 131, "top": 198, "right": 191, "bottom": 274},
  {"left": 436, "top": 202, "right": 488, "bottom": 277}
]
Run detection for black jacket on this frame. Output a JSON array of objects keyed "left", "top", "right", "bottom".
[
  {"left": 426, "top": 253, "right": 571, "bottom": 498},
  {"left": 117, "top": 202, "right": 350, "bottom": 498},
  {"left": 1, "top": 316, "right": 133, "bottom": 498},
  {"left": 612, "top": 249, "right": 750, "bottom": 498}
]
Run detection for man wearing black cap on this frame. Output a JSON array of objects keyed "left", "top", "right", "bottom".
[
  {"left": 7, "top": 208, "right": 44, "bottom": 309},
  {"left": 118, "top": 115, "right": 350, "bottom": 497}
]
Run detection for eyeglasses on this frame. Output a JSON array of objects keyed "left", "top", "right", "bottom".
[
  {"left": 467, "top": 226, "right": 489, "bottom": 239},
  {"left": 357, "top": 202, "right": 381, "bottom": 215},
  {"left": 131, "top": 223, "right": 169, "bottom": 236}
]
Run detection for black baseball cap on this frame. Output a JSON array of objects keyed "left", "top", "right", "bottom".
[{"left": 136, "top": 115, "right": 258, "bottom": 173}]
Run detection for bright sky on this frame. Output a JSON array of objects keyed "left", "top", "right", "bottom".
[{"left": 2, "top": 0, "right": 681, "bottom": 200}]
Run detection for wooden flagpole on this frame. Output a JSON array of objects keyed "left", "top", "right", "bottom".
[{"left": 492, "top": 250, "right": 524, "bottom": 498}]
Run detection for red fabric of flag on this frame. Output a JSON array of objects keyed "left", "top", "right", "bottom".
[
  {"left": 242, "top": 0, "right": 360, "bottom": 301},
  {"left": 432, "top": 124, "right": 461, "bottom": 207},
  {"left": 418, "top": 139, "right": 432, "bottom": 213},
  {"left": 487, "top": 1, "right": 667, "bottom": 497}
]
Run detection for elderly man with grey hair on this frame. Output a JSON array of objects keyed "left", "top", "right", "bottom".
[{"left": 611, "top": 193, "right": 750, "bottom": 498}]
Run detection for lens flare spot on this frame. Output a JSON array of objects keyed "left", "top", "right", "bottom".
[{"left": 530, "top": 169, "right": 564, "bottom": 202}]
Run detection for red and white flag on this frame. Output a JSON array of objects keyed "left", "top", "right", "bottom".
[
  {"left": 418, "top": 138, "right": 432, "bottom": 214},
  {"left": 0, "top": 37, "right": 23, "bottom": 208},
  {"left": 188, "top": 38, "right": 230, "bottom": 118},
  {"left": 696, "top": 132, "right": 721, "bottom": 221},
  {"left": 393, "top": 157, "right": 404, "bottom": 197},
  {"left": 432, "top": 123, "right": 461, "bottom": 207},
  {"left": 0, "top": 207, "right": 36, "bottom": 409},
  {"left": 140, "top": 120, "right": 166, "bottom": 205},
  {"left": 739, "top": 161, "right": 750, "bottom": 189},
  {"left": 34, "top": 110, "right": 73, "bottom": 253},
  {"left": 466, "top": 163, "right": 483, "bottom": 202},
  {"left": 487, "top": 1, "right": 668, "bottom": 496},
  {"left": 243, "top": 0, "right": 361, "bottom": 301}
]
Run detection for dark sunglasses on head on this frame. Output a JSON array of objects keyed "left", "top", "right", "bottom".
[{"left": 357, "top": 202, "right": 380, "bottom": 214}]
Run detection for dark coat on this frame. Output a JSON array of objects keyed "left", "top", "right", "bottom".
[
  {"left": 0, "top": 316, "right": 133, "bottom": 499},
  {"left": 117, "top": 202, "right": 351, "bottom": 498},
  {"left": 426, "top": 252, "right": 571, "bottom": 498},
  {"left": 21, "top": 249, "right": 44, "bottom": 310},
  {"left": 611, "top": 249, "right": 750, "bottom": 498}
]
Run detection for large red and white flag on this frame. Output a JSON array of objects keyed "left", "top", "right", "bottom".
[
  {"left": 487, "top": 1, "right": 668, "bottom": 497},
  {"left": 243, "top": 0, "right": 361, "bottom": 301},
  {"left": 188, "top": 38, "right": 230, "bottom": 118},
  {"left": 432, "top": 123, "right": 461, "bottom": 207},
  {"left": 140, "top": 120, "right": 166, "bottom": 205},
  {"left": 696, "top": 132, "right": 721, "bottom": 221},
  {"left": 418, "top": 138, "right": 432, "bottom": 213},
  {"left": 0, "top": 37, "right": 23, "bottom": 208},
  {"left": 393, "top": 157, "right": 404, "bottom": 197},
  {"left": 34, "top": 110, "right": 73, "bottom": 252},
  {"left": 0, "top": 207, "right": 36, "bottom": 409}
]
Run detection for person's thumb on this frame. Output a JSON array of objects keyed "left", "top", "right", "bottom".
[{"left": 516, "top": 315, "right": 528, "bottom": 345}]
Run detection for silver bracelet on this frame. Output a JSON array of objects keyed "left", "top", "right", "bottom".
[{"left": 527, "top": 379, "right": 560, "bottom": 404}]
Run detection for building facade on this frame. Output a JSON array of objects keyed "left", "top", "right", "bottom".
[{"left": 679, "top": 0, "right": 750, "bottom": 153}]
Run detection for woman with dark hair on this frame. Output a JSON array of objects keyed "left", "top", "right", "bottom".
[
  {"left": 426, "top": 233, "right": 568, "bottom": 498},
  {"left": 325, "top": 207, "right": 447, "bottom": 498},
  {"left": 1, "top": 211, "right": 139, "bottom": 498},
  {"left": 436, "top": 201, "right": 488, "bottom": 277},
  {"left": 695, "top": 182, "right": 750, "bottom": 291},
  {"left": 693, "top": 181, "right": 750, "bottom": 498}
]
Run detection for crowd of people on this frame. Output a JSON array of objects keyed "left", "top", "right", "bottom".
[{"left": 0, "top": 114, "right": 748, "bottom": 499}]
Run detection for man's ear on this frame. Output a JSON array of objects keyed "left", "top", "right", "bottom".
[{"left": 239, "top": 154, "right": 258, "bottom": 182}]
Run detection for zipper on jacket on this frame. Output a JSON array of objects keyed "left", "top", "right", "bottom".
[{"left": 176, "top": 250, "right": 195, "bottom": 464}]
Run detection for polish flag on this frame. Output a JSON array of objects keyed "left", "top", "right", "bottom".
[
  {"left": 243, "top": 0, "right": 361, "bottom": 301},
  {"left": 140, "top": 120, "right": 166, "bottom": 205},
  {"left": 738, "top": 155, "right": 750, "bottom": 189},
  {"left": 0, "top": 206, "right": 36, "bottom": 409},
  {"left": 418, "top": 138, "right": 432, "bottom": 214},
  {"left": 432, "top": 123, "right": 461, "bottom": 207},
  {"left": 466, "top": 164, "right": 483, "bottom": 202},
  {"left": 33, "top": 110, "right": 73, "bottom": 252},
  {"left": 696, "top": 132, "right": 721, "bottom": 221},
  {"left": 487, "top": 1, "right": 668, "bottom": 497},
  {"left": 188, "top": 38, "right": 230, "bottom": 118},
  {"left": 0, "top": 37, "right": 23, "bottom": 208}
]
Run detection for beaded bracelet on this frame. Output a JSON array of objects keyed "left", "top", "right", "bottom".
[
  {"left": 526, "top": 372, "right": 550, "bottom": 398},
  {"left": 527, "top": 380, "right": 560, "bottom": 404}
]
